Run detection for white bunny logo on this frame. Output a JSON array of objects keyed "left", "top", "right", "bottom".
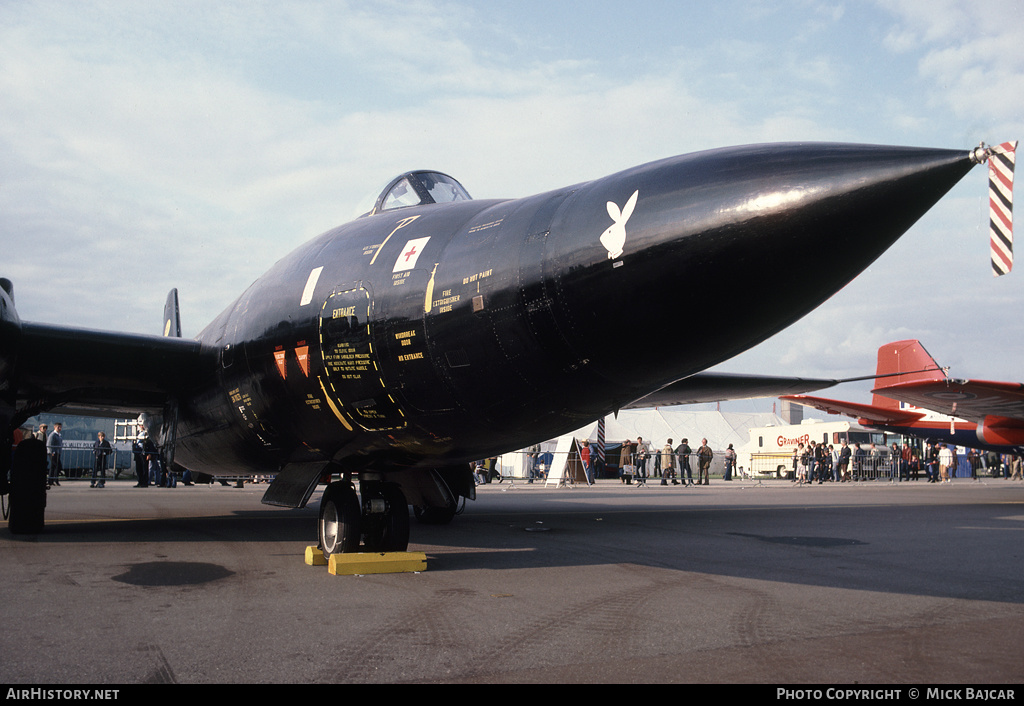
[{"left": 599, "top": 189, "right": 638, "bottom": 259}]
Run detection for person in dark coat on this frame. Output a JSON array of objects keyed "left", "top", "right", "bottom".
[
  {"left": 91, "top": 431, "right": 112, "bottom": 488},
  {"left": 132, "top": 431, "right": 149, "bottom": 487}
]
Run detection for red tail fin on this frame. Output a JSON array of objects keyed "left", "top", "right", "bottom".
[{"left": 872, "top": 340, "right": 946, "bottom": 409}]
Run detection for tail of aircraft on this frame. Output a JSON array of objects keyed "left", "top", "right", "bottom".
[
  {"left": 871, "top": 339, "right": 946, "bottom": 410},
  {"left": 163, "top": 288, "right": 181, "bottom": 338}
]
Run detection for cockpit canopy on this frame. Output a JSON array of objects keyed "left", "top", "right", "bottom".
[{"left": 366, "top": 171, "right": 472, "bottom": 217}]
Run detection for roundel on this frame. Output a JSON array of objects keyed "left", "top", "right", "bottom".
[{"left": 922, "top": 390, "right": 977, "bottom": 402}]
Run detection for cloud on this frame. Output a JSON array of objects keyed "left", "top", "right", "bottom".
[
  {"left": 2, "top": 0, "right": 1022, "bottom": 403},
  {"left": 878, "top": 0, "right": 1024, "bottom": 134}
]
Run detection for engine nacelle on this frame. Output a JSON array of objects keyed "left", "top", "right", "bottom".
[{"left": 976, "top": 416, "right": 1024, "bottom": 446}]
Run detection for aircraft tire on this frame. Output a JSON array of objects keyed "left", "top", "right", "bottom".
[
  {"left": 318, "top": 482, "right": 361, "bottom": 557},
  {"left": 9, "top": 438, "right": 47, "bottom": 535}
]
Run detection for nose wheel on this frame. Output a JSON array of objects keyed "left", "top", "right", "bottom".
[
  {"left": 317, "top": 480, "right": 410, "bottom": 559},
  {"left": 318, "top": 481, "right": 361, "bottom": 557}
]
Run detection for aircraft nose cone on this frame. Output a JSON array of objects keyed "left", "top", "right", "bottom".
[{"left": 548, "top": 142, "right": 976, "bottom": 402}]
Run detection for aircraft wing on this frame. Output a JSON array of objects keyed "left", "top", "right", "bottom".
[
  {"left": 10, "top": 321, "right": 212, "bottom": 422},
  {"left": 625, "top": 372, "right": 843, "bottom": 409},
  {"left": 780, "top": 394, "right": 925, "bottom": 425},
  {"left": 873, "top": 378, "right": 1024, "bottom": 426}
]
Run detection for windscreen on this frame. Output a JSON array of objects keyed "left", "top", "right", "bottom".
[
  {"left": 378, "top": 171, "right": 471, "bottom": 213},
  {"left": 417, "top": 172, "right": 471, "bottom": 205}
]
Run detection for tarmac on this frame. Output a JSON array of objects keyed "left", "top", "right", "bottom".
[{"left": 1, "top": 475, "right": 1022, "bottom": 685}]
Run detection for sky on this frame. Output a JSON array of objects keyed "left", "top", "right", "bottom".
[{"left": 2, "top": 0, "right": 1022, "bottom": 414}]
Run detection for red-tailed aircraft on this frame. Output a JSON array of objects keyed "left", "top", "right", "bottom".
[{"left": 784, "top": 339, "right": 1024, "bottom": 454}]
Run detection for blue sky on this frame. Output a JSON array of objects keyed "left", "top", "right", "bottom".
[{"left": 2, "top": 0, "right": 1022, "bottom": 411}]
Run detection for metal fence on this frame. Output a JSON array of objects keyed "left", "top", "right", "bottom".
[
  {"left": 48, "top": 440, "right": 134, "bottom": 481},
  {"left": 745, "top": 452, "right": 898, "bottom": 481}
]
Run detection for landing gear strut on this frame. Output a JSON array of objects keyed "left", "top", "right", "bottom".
[
  {"left": 360, "top": 482, "right": 410, "bottom": 553},
  {"left": 317, "top": 479, "right": 410, "bottom": 558}
]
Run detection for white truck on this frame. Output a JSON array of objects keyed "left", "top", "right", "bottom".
[{"left": 738, "top": 419, "right": 894, "bottom": 479}]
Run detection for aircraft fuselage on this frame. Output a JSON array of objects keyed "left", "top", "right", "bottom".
[{"left": 172, "top": 143, "right": 975, "bottom": 483}]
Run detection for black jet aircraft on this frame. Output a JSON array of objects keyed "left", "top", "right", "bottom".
[{"left": 0, "top": 141, "right": 995, "bottom": 556}]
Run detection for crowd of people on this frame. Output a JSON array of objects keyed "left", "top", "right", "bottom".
[
  {"left": 17, "top": 421, "right": 192, "bottom": 489},
  {"left": 789, "top": 439, "right": 1023, "bottom": 484},
  {"left": 473, "top": 437, "right": 727, "bottom": 486},
  {"left": 602, "top": 437, "right": 722, "bottom": 486},
  {"left": 472, "top": 435, "right": 1024, "bottom": 487},
  {"left": 565, "top": 437, "right": 738, "bottom": 486}
]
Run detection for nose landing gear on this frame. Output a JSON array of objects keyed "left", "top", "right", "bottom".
[{"left": 317, "top": 479, "right": 410, "bottom": 559}]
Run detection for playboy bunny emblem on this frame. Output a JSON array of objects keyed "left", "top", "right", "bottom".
[{"left": 599, "top": 189, "right": 639, "bottom": 259}]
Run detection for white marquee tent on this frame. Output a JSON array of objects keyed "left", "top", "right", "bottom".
[
  {"left": 495, "top": 408, "right": 785, "bottom": 482},
  {"left": 571, "top": 408, "right": 785, "bottom": 452}
]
